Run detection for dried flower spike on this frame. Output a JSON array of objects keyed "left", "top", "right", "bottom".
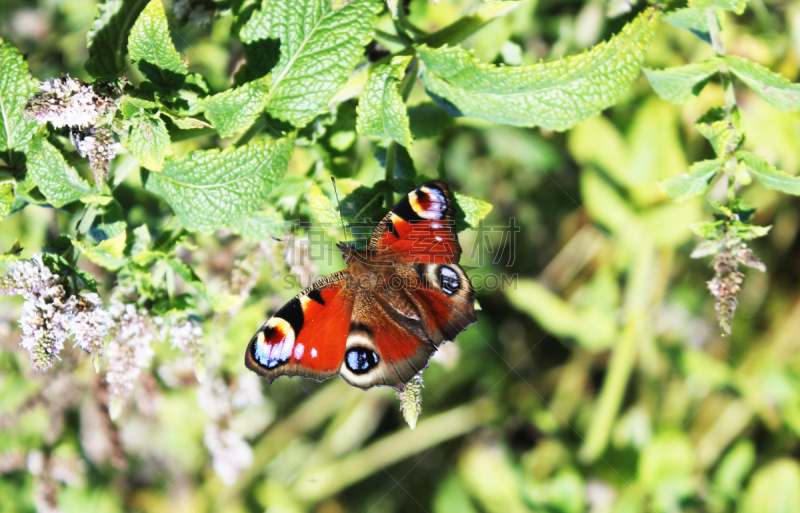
[
  {"left": 705, "top": 239, "right": 766, "bottom": 336},
  {"left": 398, "top": 373, "right": 423, "bottom": 429}
]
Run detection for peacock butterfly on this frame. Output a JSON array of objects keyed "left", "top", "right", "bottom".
[{"left": 244, "top": 181, "right": 477, "bottom": 390}]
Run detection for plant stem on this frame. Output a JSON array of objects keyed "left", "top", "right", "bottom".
[
  {"left": 707, "top": 8, "right": 737, "bottom": 112},
  {"left": 707, "top": 8, "right": 740, "bottom": 201},
  {"left": 399, "top": 57, "right": 419, "bottom": 102},
  {"left": 384, "top": 141, "right": 397, "bottom": 208},
  {"left": 166, "top": 265, "right": 175, "bottom": 299},
  {"left": 292, "top": 401, "right": 488, "bottom": 503},
  {"left": 382, "top": 57, "right": 418, "bottom": 206},
  {"left": 419, "top": 1, "right": 522, "bottom": 48},
  {"left": 374, "top": 28, "right": 409, "bottom": 47},
  {"left": 580, "top": 241, "right": 656, "bottom": 462},
  {"left": 235, "top": 116, "right": 267, "bottom": 147}
]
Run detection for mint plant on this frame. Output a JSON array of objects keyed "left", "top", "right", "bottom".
[
  {"left": 1, "top": 1, "right": 658, "bottom": 376},
  {"left": 646, "top": 1, "right": 800, "bottom": 334},
  {"left": 12, "top": 0, "right": 799, "bottom": 505}
]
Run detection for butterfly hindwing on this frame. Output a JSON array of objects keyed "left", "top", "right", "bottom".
[{"left": 337, "top": 262, "right": 476, "bottom": 390}]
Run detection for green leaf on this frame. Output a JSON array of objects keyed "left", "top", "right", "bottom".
[
  {"left": 454, "top": 192, "right": 492, "bottom": 229},
  {"left": 644, "top": 59, "right": 720, "bottom": 104},
  {"left": 434, "top": 476, "right": 479, "bottom": 513},
  {"left": 340, "top": 181, "right": 386, "bottom": 244},
  {"left": 230, "top": 208, "right": 286, "bottom": 241},
  {"left": 162, "top": 112, "right": 211, "bottom": 130},
  {"left": 638, "top": 432, "right": 695, "bottom": 493},
  {"left": 690, "top": 220, "right": 723, "bottom": 238},
  {"left": 416, "top": 8, "right": 659, "bottom": 129},
  {"left": 663, "top": 8, "right": 712, "bottom": 44},
  {"left": 690, "top": 0, "right": 747, "bottom": 15},
  {"left": 1, "top": 239, "right": 23, "bottom": 265},
  {"left": 25, "top": 137, "right": 93, "bottom": 207},
  {"left": 713, "top": 440, "right": 755, "bottom": 498},
  {"left": 356, "top": 56, "right": 413, "bottom": 147},
  {"left": 240, "top": 0, "right": 381, "bottom": 127},
  {"left": 166, "top": 257, "right": 243, "bottom": 312},
  {"left": 309, "top": 182, "right": 340, "bottom": 226},
  {"left": 374, "top": 144, "right": 417, "bottom": 193},
  {"left": 144, "top": 135, "right": 295, "bottom": 232},
  {"left": 85, "top": 0, "right": 150, "bottom": 78},
  {"left": 126, "top": 114, "right": 172, "bottom": 170},
  {"left": 90, "top": 200, "right": 127, "bottom": 241},
  {"left": 0, "top": 183, "right": 13, "bottom": 219},
  {"left": 233, "top": 39, "right": 280, "bottom": 86},
  {"left": 741, "top": 459, "right": 800, "bottom": 513},
  {"left": 198, "top": 76, "right": 270, "bottom": 138},
  {"left": 726, "top": 56, "right": 800, "bottom": 112},
  {"left": 660, "top": 159, "right": 723, "bottom": 201},
  {"left": 131, "top": 224, "right": 151, "bottom": 256},
  {"left": 695, "top": 107, "right": 743, "bottom": 157},
  {"left": 341, "top": 182, "right": 385, "bottom": 223},
  {"left": 315, "top": 100, "right": 359, "bottom": 178},
  {"left": 0, "top": 42, "right": 39, "bottom": 152},
  {"left": 120, "top": 96, "right": 157, "bottom": 118},
  {"left": 73, "top": 232, "right": 128, "bottom": 270},
  {"left": 408, "top": 102, "right": 454, "bottom": 139},
  {"left": 128, "top": 0, "right": 188, "bottom": 89},
  {"left": 737, "top": 150, "right": 800, "bottom": 195}
]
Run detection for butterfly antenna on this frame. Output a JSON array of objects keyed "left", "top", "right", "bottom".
[{"left": 331, "top": 176, "right": 349, "bottom": 243}]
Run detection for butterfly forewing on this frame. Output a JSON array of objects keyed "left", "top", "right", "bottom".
[{"left": 369, "top": 181, "right": 462, "bottom": 264}]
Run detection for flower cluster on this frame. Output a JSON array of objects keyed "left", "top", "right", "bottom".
[
  {"left": 76, "top": 126, "right": 120, "bottom": 186},
  {"left": 197, "top": 375, "right": 262, "bottom": 485},
  {"left": 71, "top": 293, "right": 114, "bottom": 371},
  {"left": 105, "top": 303, "right": 159, "bottom": 419},
  {"left": 25, "top": 77, "right": 119, "bottom": 186},
  {"left": 26, "top": 77, "right": 114, "bottom": 129},
  {"left": 0, "top": 255, "right": 111, "bottom": 372},
  {"left": 26, "top": 449, "right": 85, "bottom": 513},
  {"left": 203, "top": 424, "right": 253, "bottom": 486},
  {"left": 168, "top": 314, "right": 205, "bottom": 381}
]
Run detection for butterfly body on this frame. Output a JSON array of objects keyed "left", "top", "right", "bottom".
[{"left": 245, "top": 181, "right": 476, "bottom": 390}]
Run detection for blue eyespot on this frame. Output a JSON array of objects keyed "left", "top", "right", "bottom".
[{"left": 345, "top": 348, "right": 379, "bottom": 374}]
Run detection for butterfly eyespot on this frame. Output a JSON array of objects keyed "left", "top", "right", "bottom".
[
  {"left": 345, "top": 347, "right": 380, "bottom": 374},
  {"left": 438, "top": 266, "right": 461, "bottom": 295},
  {"left": 253, "top": 321, "right": 295, "bottom": 369}
]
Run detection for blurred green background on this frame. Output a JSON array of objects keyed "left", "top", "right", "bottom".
[{"left": 3, "top": 0, "right": 800, "bottom": 512}]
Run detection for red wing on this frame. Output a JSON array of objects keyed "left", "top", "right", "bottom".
[
  {"left": 368, "top": 181, "right": 461, "bottom": 264},
  {"left": 245, "top": 271, "right": 354, "bottom": 383}
]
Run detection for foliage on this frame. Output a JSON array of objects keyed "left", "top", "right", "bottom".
[{"left": 1, "top": 0, "right": 800, "bottom": 512}]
